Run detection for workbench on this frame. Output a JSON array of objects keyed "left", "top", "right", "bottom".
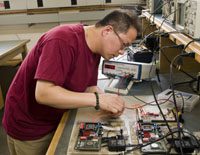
[
  {"left": 0, "top": 40, "right": 29, "bottom": 66},
  {"left": 47, "top": 76, "right": 200, "bottom": 155}
]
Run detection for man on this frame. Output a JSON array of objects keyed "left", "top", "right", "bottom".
[{"left": 2, "top": 9, "right": 140, "bottom": 155}]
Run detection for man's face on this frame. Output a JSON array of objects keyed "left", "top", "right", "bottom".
[{"left": 101, "top": 26, "right": 137, "bottom": 60}]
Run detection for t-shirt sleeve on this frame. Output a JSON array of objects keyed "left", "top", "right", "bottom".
[{"left": 35, "top": 39, "right": 74, "bottom": 86}]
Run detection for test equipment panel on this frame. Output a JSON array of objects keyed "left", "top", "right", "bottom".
[{"left": 183, "top": 0, "right": 200, "bottom": 38}]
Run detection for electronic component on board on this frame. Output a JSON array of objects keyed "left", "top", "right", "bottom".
[
  {"left": 75, "top": 122, "right": 103, "bottom": 151},
  {"left": 136, "top": 122, "right": 168, "bottom": 154},
  {"left": 137, "top": 108, "right": 176, "bottom": 123}
]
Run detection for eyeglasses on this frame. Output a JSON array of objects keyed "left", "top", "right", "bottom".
[{"left": 113, "top": 30, "right": 131, "bottom": 50}]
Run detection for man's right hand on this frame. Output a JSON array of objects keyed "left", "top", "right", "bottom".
[{"left": 98, "top": 93, "right": 125, "bottom": 115}]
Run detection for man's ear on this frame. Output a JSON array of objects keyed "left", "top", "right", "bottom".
[{"left": 101, "top": 25, "right": 113, "bottom": 36}]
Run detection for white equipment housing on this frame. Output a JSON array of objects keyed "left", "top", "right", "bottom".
[
  {"left": 162, "top": 0, "right": 176, "bottom": 24},
  {"left": 146, "top": 0, "right": 163, "bottom": 14},
  {"left": 102, "top": 54, "right": 156, "bottom": 94},
  {"left": 102, "top": 60, "right": 156, "bottom": 80},
  {"left": 173, "top": 0, "right": 200, "bottom": 38},
  {"left": 157, "top": 89, "right": 200, "bottom": 112},
  {"left": 175, "top": 0, "right": 186, "bottom": 30}
]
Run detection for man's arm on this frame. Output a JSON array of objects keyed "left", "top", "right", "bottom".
[
  {"left": 85, "top": 86, "right": 104, "bottom": 94},
  {"left": 35, "top": 80, "right": 124, "bottom": 114}
]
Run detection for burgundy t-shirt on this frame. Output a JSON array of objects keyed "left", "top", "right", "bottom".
[{"left": 2, "top": 24, "right": 101, "bottom": 140}]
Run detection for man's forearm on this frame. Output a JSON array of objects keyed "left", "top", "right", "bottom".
[
  {"left": 35, "top": 80, "right": 124, "bottom": 114},
  {"left": 35, "top": 80, "right": 96, "bottom": 109},
  {"left": 85, "top": 86, "right": 104, "bottom": 94}
]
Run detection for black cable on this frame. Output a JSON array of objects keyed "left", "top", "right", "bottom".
[
  {"left": 148, "top": 52, "right": 174, "bottom": 140},
  {"left": 182, "top": 130, "right": 200, "bottom": 148},
  {"left": 128, "top": 48, "right": 176, "bottom": 153},
  {"left": 124, "top": 128, "right": 200, "bottom": 154},
  {"left": 140, "top": 31, "right": 183, "bottom": 52},
  {"left": 169, "top": 52, "right": 196, "bottom": 155},
  {"left": 182, "top": 43, "right": 200, "bottom": 94},
  {"left": 144, "top": 46, "right": 182, "bottom": 153},
  {"left": 196, "top": 73, "right": 200, "bottom": 93},
  {"left": 138, "top": 36, "right": 196, "bottom": 143},
  {"left": 159, "top": 8, "right": 177, "bottom": 32},
  {"left": 170, "top": 54, "right": 184, "bottom": 155},
  {"left": 183, "top": 40, "right": 195, "bottom": 53},
  {"left": 132, "top": 92, "right": 174, "bottom": 107},
  {"left": 179, "top": 93, "right": 185, "bottom": 114},
  {"left": 139, "top": 30, "right": 159, "bottom": 46},
  {"left": 176, "top": 39, "right": 198, "bottom": 72},
  {"left": 182, "top": 38, "right": 200, "bottom": 54},
  {"left": 141, "top": 31, "right": 182, "bottom": 47},
  {"left": 189, "top": 79, "right": 200, "bottom": 94},
  {"left": 131, "top": 94, "right": 148, "bottom": 105},
  {"left": 173, "top": 79, "right": 196, "bottom": 87},
  {"left": 150, "top": 73, "right": 174, "bottom": 138},
  {"left": 197, "top": 73, "right": 200, "bottom": 92},
  {"left": 160, "top": 45, "right": 196, "bottom": 80},
  {"left": 159, "top": 30, "right": 184, "bottom": 38},
  {"left": 124, "top": 129, "right": 176, "bottom": 154},
  {"left": 132, "top": 41, "right": 176, "bottom": 139},
  {"left": 128, "top": 55, "right": 199, "bottom": 153}
]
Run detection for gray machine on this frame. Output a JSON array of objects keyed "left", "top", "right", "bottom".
[
  {"left": 146, "top": 0, "right": 163, "bottom": 14},
  {"left": 162, "top": 0, "right": 176, "bottom": 24}
]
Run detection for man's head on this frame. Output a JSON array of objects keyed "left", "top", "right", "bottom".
[{"left": 95, "top": 9, "right": 140, "bottom": 60}]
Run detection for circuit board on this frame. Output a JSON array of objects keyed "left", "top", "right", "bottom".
[
  {"left": 136, "top": 122, "right": 168, "bottom": 154},
  {"left": 137, "top": 107, "right": 176, "bottom": 123},
  {"left": 74, "top": 122, "right": 103, "bottom": 151}
]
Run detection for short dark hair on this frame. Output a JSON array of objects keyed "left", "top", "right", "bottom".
[{"left": 95, "top": 9, "right": 141, "bottom": 33}]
